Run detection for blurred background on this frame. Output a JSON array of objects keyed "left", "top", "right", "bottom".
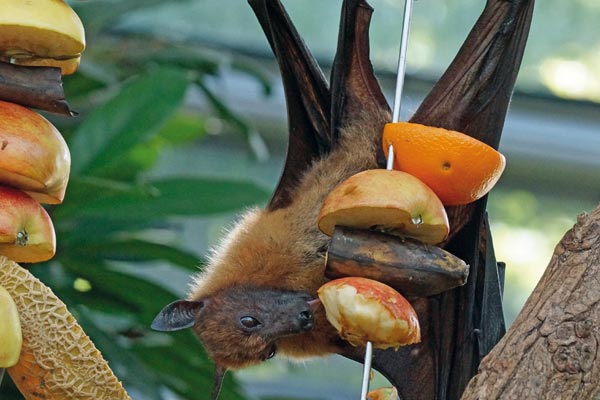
[{"left": 1, "top": 0, "right": 598, "bottom": 399}]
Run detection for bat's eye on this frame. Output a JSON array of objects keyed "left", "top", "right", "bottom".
[
  {"left": 240, "top": 316, "right": 261, "bottom": 329},
  {"left": 264, "top": 345, "right": 277, "bottom": 361}
]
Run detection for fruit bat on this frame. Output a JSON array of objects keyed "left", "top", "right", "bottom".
[{"left": 152, "top": 0, "right": 534, "bottom": 398}]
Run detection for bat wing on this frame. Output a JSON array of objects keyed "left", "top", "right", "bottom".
[
  {"left": 330, "top": 0, "right": 390, "bottom": 145},
  {"left": 249, "top": 0, "right": 332, "bottom": 211},
  {"left": 250, "top": 0, "right": 390, "bottom": 210},
  {"left": 365, "top": 1, "right": 535, "bottom": 398}
]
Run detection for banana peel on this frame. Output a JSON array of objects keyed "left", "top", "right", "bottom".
[
  {"left": 0, "top": 256, "right": 130, "bottom": 399},
  {"left": 326, "top": 226, "right": 469, "bottom": 297}
]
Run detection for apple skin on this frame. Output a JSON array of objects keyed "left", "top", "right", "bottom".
[
  {"left": 0, "top": 0, "right": 85, "bottom": 59},
  {"left": 0, "top": 100, "right": 70, "bottom": 204},
  {"left": 0, "top": 284, "right": 22, "bottom": 368},
  {"left": 0, "top": 185, "right": 56, "bottom": 263},
  {"left": 367, "top": 387, "right": 399, "bottom": 400},
  {"left": 318, "top": 169, "right": 449, "bottom": 244},
  {"left": 317, "top": 277, "right": 421, "bottom": 349}
]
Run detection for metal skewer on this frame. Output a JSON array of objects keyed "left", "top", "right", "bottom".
[
  {"left": 391, "top": 0, "right": 414, "bottom": 124},
  {"left": 360, "top": 1, "right": 414, "bottom": 399}
]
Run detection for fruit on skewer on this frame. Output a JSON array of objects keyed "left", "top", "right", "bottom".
[
  {"left": 317, "top": 277, "right": 420, "bottom": 349},
  {"left": 0, "top": 185, "right": 56, "bottom": 263},
  {"left": 382, "top": 122, "right": 506, "bottom": 206},
  {"left": 318, "top": 169, "right": 450, "bottom": 245},
  {"left": 0, "top": 0, "right": 85, "bottom": 75},
  {"left": 0, "top": 100, "right": 70, "bottom": 204}
]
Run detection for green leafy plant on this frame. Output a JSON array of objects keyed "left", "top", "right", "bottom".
[{"left": 1, "top": 1, "right": 272, "bottom": 399}]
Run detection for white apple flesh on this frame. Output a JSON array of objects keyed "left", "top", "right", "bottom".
[
  {"left": 318, "top": 169, "right": 449, "bottom": 244},
  {"left": 318, "top": 277, "right": 420, "bottom": 349}
]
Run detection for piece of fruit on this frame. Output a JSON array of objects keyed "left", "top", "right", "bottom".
[
  {"left": 368, "top": 387, "right": 399, "bottom": 400},
  {"left": 382, "top": 121, "right": 506, "bottom": 206},
  {"left": 317, "top": 277, "right": 420, "bottom": 349},
  {"left": 0, "top": 284, "right": 22, "bottom": 368},
  {"left": 13, "top": 54, "right": 81, "bottom": 76},
  {"left": 0, "top": 0, "right": 85, "bottom": 75},
  {"left": 318, "top": 169, "right": 449, "bottom": 244},
  {"left": 0, "top": 100, "right": 71, "bottom": 204},
  {"left": 0, "top": 185, "right": 56, "bottom": 263},
  {"left": 325, "top": 226, "right": 469, "bottom": 297},
  {"left": 0, "top": 256, "right": 131, "bottom": 399}
]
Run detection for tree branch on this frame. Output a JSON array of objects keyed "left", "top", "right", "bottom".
[{"left": 462, "top": 203, "right": 600, "bottom": 399}]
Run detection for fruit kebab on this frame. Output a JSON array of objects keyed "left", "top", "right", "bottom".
[
  {"left": 359, "top": 0, "right": 415, "bottom": 397},
  {"left": 317, "top": 278, "right": 420, "bottom": 399}
]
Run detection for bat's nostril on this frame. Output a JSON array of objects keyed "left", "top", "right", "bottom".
[{"left": 298, "top": 310, "right": 314, "bottom": 331}]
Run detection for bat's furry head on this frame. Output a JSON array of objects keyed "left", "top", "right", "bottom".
[{"left": 151, "top": 285, "right": 315, "bottom": 369}]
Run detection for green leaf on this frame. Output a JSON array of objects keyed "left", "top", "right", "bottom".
[
  {"left": 71, "top": 307, "right": 164, "bottom": 400},
  {"left": 56, "top": 217, "right": 160, "bottom": 247},
  {"left": 69, "top": 67, "right": 189, "bottom": 177},
  {"left": 196, "top": 80, "right": 251, "bottom": 138},
  {"left": 60, "top": 258, "right": 181, "bottom": 323},
  {"left": 67, "top": 239, "right": 200, "bottom": 269},
  {"left": 131, "top": 332, "right": 245, "bottom": 400},
  {"left": 156, "top": 111, "right": 207, "bottom": 145},
  {"left": 54, "top": 177, "right": 269, "bottom": 220}
]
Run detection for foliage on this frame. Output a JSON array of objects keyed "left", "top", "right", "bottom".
[{"left": 1, "top": 1, "right": 272, "bottom": 399}]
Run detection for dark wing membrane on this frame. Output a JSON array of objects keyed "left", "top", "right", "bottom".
[
  {"left": 355, "top": 1, "right": 535, "bottom": 399},
  {"left": 330, "top": 0, "right": 390, "bottom": 144},
  {"left": 249, "top": 0, "right": 332, "bottom": 210},
  {"left": 410, "top": 0, "right": 533, "bottom": 150}
]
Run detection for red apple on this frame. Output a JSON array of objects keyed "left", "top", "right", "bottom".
[
  {"left": 0, "top": 185, "right": 56, "bottom": 263},
  {"left": 318, "top": 169, "right": 449, "bottom": 245},
  {"left": 317, "top": 277, "right": 420, "bottom": 349},
  {"left": 368, "top": 387, "right": 399, "bottom": 400},
  {"left": 0, "top": 100, "right": 70, "bottom": 204}
]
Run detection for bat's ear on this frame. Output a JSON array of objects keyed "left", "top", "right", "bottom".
[
  {"left": 151, "top": 299, "right": 206, "bottom": 331},
  {"left": 211, "top": 364, "right": 227, "bottom": 400}
]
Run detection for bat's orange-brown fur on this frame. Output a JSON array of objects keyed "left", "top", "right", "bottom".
[{"left": 188, "top": 109, "right": 389, "bottom": 366}]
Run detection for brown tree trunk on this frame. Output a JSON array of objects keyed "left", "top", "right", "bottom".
[{"left": 461, "top": 203, "right": 600, "bottom": 399}]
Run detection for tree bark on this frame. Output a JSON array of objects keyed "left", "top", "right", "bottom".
[{"left": 461, "top": 203, "right": 600, "bottom": 399}]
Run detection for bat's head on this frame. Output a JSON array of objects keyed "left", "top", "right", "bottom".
[{"left": 151, "top": 286, "right": 315, "bottom": 368}]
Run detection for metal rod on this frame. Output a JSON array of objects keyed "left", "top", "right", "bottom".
[
  {"left": 359, "top": 341, "right": 374, "bottom": 400},
  {"left": 391, "top": 0, "right": 415, "bottom": 123},
  {"left": 361, "top": 2, "right": 414, "bottom": 399},
  {"left": 386, "top": 144, "right": 395, "bottom": 171}
]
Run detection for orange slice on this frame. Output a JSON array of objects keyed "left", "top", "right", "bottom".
[{"left": 382, "top": 122, "right": 506, "bottom": 206}]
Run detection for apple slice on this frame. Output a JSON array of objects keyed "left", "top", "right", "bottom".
[
  {"left": 318, "top": 169, "right": 449, "bottom": 244},
  {"left": 317, "top": 277, "right": 420, "bottom": 349},
  {"left": 367, "top": 387, "right": 399, "bottom": 400},
  {"left": 0, "top": 185, "right": 56, "bottom": 263},
  {"left": 0, "top": 284, "right": 22, "bottom": 367},
  {"left": 0, "top": 100, "right": 70, "bottom": 204},
  {"left": 0, "top": 0, "right": 85, "bottom": 75}
]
